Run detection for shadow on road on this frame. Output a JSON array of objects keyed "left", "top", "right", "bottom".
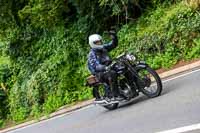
[
  {"left": 118, "top": 95, "right": 149, "bottom": 109},
  {"left": 103, "top": 84, "right": 172, "bottom": 112}
]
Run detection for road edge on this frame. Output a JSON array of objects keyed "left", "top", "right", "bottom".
[{"left": 1, "top": 59, "right": 200, "bottom": 133}]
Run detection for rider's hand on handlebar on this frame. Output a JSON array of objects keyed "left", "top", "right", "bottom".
[
  {"left": 105, "top": 66, "right": 110, "bottom": 72},
  {"left": 105, "top": 61, "right": 115, "bottom": 72},
  {"left": 105, "top": 65, "right": 112, "bottom": 72}
]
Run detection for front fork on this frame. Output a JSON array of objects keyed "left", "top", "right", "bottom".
[{"left": 126, "top": 61, "right": 149, "bottom": 91}]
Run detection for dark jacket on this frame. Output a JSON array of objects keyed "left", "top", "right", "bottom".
[{"left": 87, "top": 34, "right": 118, "bottom": 75}]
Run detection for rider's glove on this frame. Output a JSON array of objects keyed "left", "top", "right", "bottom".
[
  {"left": 109, "top": 30, "right": 116, "bottom": 35},
  {"left": 109, "top": 30, "right": 117, "bottom": 40}
]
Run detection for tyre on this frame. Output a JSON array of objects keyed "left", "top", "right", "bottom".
[
  {"left": 93, "top": 84, "right": 119, "bottom": 110},
  {"left": 92, "top": 87, "right": 101, "bottom": 99},
  {"left": 137, "top": 66, "right": 162, "bottom": 98},
  {"left": 103, "top": 103, "right": 119, "bottom": 110}
]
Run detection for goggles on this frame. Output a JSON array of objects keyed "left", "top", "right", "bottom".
[{"left": 94, "top": 40, "right": 102, "bottom": 45}]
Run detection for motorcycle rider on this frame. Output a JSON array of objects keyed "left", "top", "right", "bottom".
[{"left": 87, "top": 31, "right": 120, "bottom": 102}]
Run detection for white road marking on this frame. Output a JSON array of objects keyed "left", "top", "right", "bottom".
[
  {"left": 162, "top": 68, "right": 200, "bottom": 83},
  {"left": 6, "top": 105, "right": 94, "bottom": 133},
  {"left": 6, "top": 68, "right": 200, "bottom": 133},
  {"left": 157, "top": 123, "right": 200, "bottom": 133}
]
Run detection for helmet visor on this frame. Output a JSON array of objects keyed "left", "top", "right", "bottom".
[{"left": 94, "top": 40, "right": 102, "bottom": 45}]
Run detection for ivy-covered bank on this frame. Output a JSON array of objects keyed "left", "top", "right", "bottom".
[
  {"left": 0, "top": 0, "right": 199, "bottom": 128},
  {"left": 116, "top": 2, "right": 200, "bottom": 69}
]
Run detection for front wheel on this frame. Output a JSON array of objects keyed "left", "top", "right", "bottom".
[{"left": 137, "top": 66, "right": 162, "bottom": 98}]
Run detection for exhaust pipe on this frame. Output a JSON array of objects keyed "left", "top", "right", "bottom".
[{"left": 93, "top": 99, "right": 119, "bottom": 106}]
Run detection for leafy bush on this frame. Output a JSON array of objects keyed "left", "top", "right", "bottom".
[
  {"left": 0, "top": 0, "right": 200, "bottom": 126},
  {"left": 185, "top": 38, "right": 200, "bottom": 59},
  {"left": 185, "top": 0, "right": 200, "bottom": 9},
  {"left": 7, "top": 25, "right": 92, "bottom": 121},
  {"left": 0, "top": 62, "right": 11, "bottom": 123},
  {"left": 0, "top": 89, "right": 6, "bottom": 120},
  {"left": 0, "top": 119, "right": 4, "bottom": 128},
  {"left": 116, "top": 2, "right": 200, "bottom": 69}
]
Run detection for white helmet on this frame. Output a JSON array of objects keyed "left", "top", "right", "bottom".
[{"left": 88, "top": 34, "right": 103, "bottom": 49}]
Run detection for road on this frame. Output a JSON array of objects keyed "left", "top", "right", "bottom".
[{"left": 8, "top": 69, "right": 200, "bottom": 133}]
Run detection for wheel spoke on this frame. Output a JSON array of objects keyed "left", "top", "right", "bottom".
[{"left": 138, "top": 68, "right": 161, "bottom": 96}]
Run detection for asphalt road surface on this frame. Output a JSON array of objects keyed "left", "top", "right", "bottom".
[{"left": 8, "top": 69, "right": 200, "bottom": 133}]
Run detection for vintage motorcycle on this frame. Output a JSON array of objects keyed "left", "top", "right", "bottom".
[{"left": 86, "top": 52, "right": 162, "bottom": 110}]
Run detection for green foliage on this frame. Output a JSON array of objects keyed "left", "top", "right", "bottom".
[
  {"left": 185, "top": 0, "right": 200, "bottom": 9},
  {"left": 185, "top": 38, "right": 200, "bottom": 59},
  {"left": 0, "top": 60, "right": 11, "bottom": 123},
  {"left": 18, "top": 0, "right": 68, "bottom": 29},
  {"left": 0, "top": 119, "right": 4, "bottom": 128},
  {"left": 116, "top": 2, "right": 200, "bottom": 69},
  {"left": 99, "top": 0, "right": 129, "bottom": 15},
  {"left": 11, "top": 107, "right": 29, "bottom": 122},
  {"left": 43, "top": 90, "right": 64, "bottom": 114},
  {"left": 7, "top": 25, "right": 92, "bottom": 121},
  {"left": 0, "top": 0, "right": 200, "bottom": 127},
  {"left": 0, "top": 89, "right": 6, "bottom": 120}
]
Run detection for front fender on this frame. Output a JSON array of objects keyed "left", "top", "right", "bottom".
[{"left": 135, "top": 61, "right": 148, "bottom": 70}]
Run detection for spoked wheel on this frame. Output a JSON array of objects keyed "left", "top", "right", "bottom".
[
  {"left": 92, "top": 84, "right": 118, "bottom": 110},
  {"left": 103, "top": 102, "right": 119, "bottom": 110},
  {"left": 137, "top": 66, "right": 162, "bottom": 98}
]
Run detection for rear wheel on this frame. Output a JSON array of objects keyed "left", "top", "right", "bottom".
[
  {"left": 137, "top": 66, "right": 162, "bottom": 98},
  {"left": 103, "top": 103, "right": 119, "bottom": 110},
  {"left": 92, "top": 84, "right": 118, "bottom": 110}
]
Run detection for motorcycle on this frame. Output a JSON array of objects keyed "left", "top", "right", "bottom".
[{"left": 86, "top": 52, "right": 162, "bottom": 110}]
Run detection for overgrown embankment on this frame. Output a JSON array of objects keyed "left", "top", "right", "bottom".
[
  {"left": 116, "top": 2, "right": 200, "bottom": 69},
  {"left": 0, "top": 0, "right": 199, "bottom": 128}
]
